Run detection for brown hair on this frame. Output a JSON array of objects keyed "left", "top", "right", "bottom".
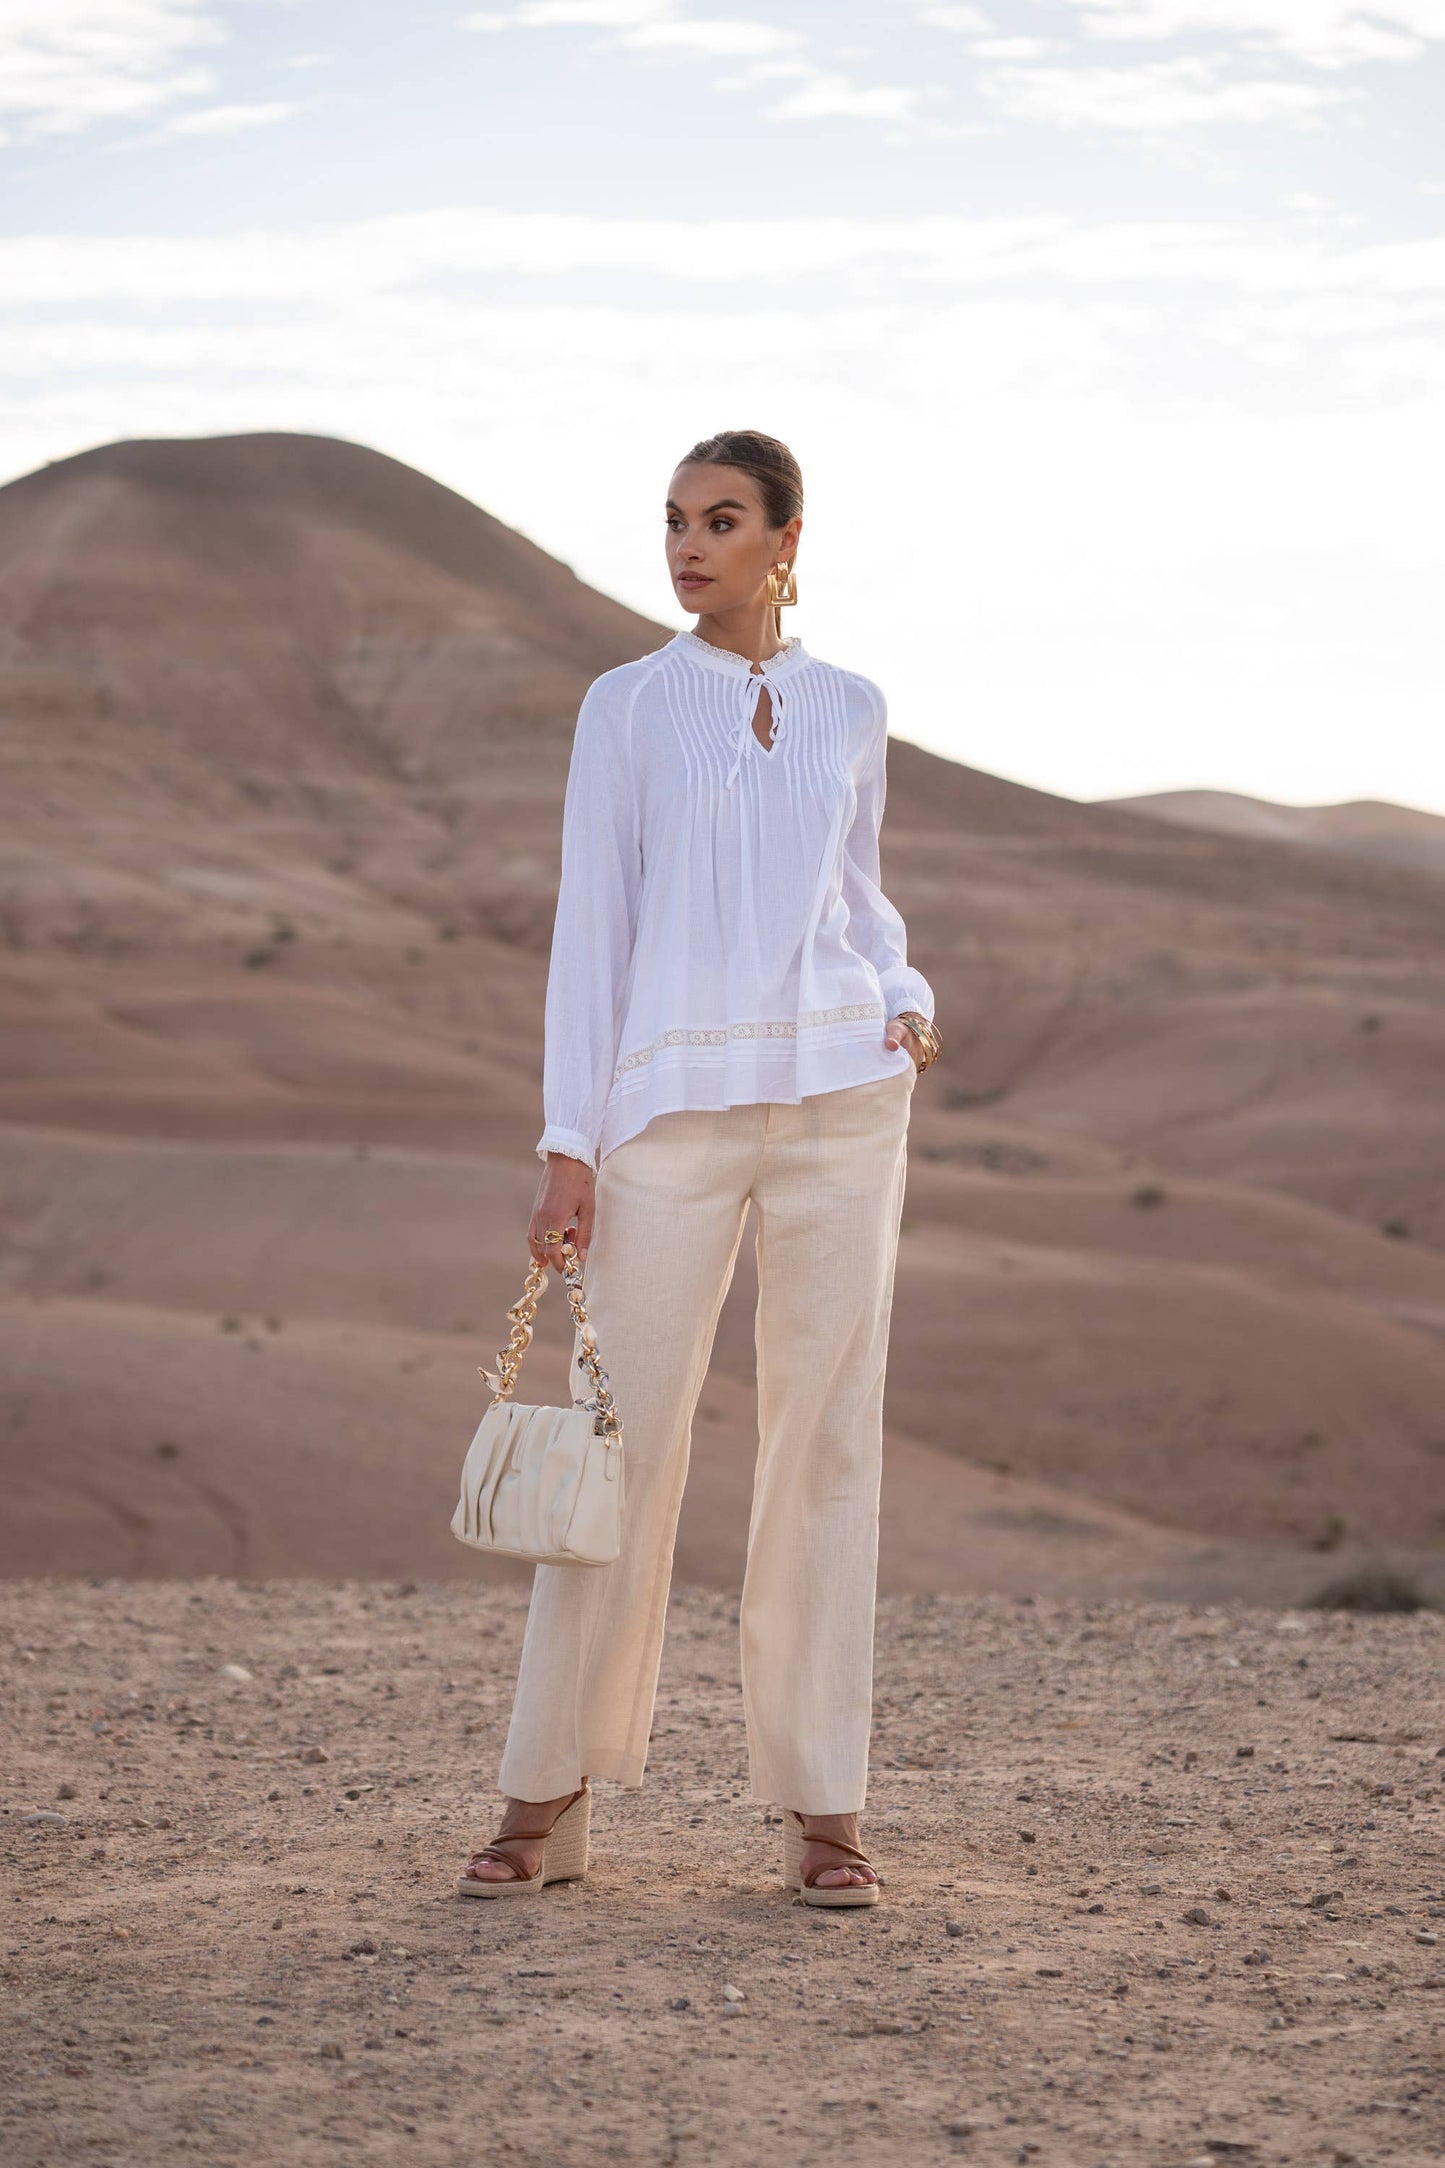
[{"left": 679, "top": 428, "right": 803, "bottom": 532}]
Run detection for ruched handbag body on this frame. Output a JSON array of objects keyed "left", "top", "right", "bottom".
[{"left": 451, "top": 1239, "right": 624, "bottom": 1567}]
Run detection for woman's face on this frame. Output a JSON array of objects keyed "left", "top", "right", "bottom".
[{"left": 664, "top": 461, "right": 800, "bottom": 618}]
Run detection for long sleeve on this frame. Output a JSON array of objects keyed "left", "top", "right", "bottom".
[
  {"left": 534, "top": 671, "right": 644, "bottom": 1169},
  {"left": 840, "top": 684, "right": 935, "bottom": 1025}
]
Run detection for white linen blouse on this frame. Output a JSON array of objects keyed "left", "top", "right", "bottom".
[{"left": 535, "top": 627, "right": 936, "bottom": 1171}]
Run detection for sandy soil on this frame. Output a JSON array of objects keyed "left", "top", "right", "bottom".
[{"left": 4, "top": 1577, "right": 1444, "bottom": 2168}]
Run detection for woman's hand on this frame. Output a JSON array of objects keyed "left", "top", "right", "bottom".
[
  {"left": 884, "top": 1016, "right": 926, "bottom": 1073},
  {"left": 530, "top": 1154, "right": 597, "bottom": 1272}
]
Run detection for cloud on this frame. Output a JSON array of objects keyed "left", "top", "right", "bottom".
[
  {"left": 461, "top": 3, "right": 941, "bottom": 126},
  {"left": 981, "top": 55, "right": 1352, "bottom": 128},
  {"left": 616, "top": 17, "right": 800, "bottom": 53},
  {"left": 758, "top": 66, "right": 937, "bottom": 123},
  {"left": 1066, "top": 0, "right": 1445, "bottom": 70},
  {"left": 460, "top": 1, "right": 667, "bottom": 24},
  {"left": 2, "top": 205, "right": 1443, "bottom": 306},
  {"left": 460, "top": 0, "right": 799, "bottom": 52},
  {"left": 922, "top": 0, "right": 1441, "bottom": 143},
  {"left": 167, "top": 100, "right": 299, "bottom": 134},
  {"left": 0, "top": 0, "right": 220, "bottom": 133},
  {"left": 971, "top": 37, "right": 1061, "bottom": 58},
  {"left": 915, "top": 3, "right": 994, "bottom": 26}
]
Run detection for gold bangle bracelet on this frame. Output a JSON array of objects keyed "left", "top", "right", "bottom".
[
  {"left": 896, "top": 1011, "right": 941, "bottom": 1070},
  {"left": 897, "top": 1009, "right": 939, "bottom": 1044}
]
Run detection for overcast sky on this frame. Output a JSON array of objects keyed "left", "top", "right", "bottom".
[{"left": 3, "top": 0, "right": 1442, "bottom": 813}]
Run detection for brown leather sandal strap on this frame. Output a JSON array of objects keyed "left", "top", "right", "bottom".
[
  {"left": 466, "top": 1786, "right": 587, "bottom": 1872},
  {"left": 798, "top": 1833, "right": 878, "bottom": 1888},
  {"left": 800, "top": 1834, "right": 871, "bottom": 1861},
  {"left": 463, "top": 1844, "right": 539, "bottom": 1881},
  {"left": 536, "top": 1784, "right": 587, "bottom": 1830}
]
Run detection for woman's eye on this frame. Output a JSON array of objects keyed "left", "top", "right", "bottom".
[{"left": 710, "top": 518, "right": 734, "bottom": 533}]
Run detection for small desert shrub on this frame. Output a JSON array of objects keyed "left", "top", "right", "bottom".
[
  {"left": 1382, "top": 1217, "right": 1411, "bottom": 1240},
  {"left": 1131, "top": 1183, "right": 1167, "bottom": 1209},
  {"left": 1309, "top": 1566, "right": 1432, "bottom": 1615}
]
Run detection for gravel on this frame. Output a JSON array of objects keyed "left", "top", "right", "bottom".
[{"left": 1, "top": 1577, "right": 1443, "bottom": 2167}]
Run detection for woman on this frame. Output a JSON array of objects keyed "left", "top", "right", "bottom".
[{"left": 460, "top": 429, "right": 940, "bottom": 1907}]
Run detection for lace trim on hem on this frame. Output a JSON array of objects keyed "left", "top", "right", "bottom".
[{"left": 612, "top": 1003, "right": 886, "bottom": 1085}]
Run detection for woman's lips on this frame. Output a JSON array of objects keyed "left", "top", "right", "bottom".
[{"left": 677, "top": 574, "right": 712, "bottom": 589}]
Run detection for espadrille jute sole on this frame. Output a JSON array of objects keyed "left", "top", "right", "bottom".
[
  {"left": 782, "top": 1809, "right": 881, "bottom": 1908},
  {"left": 457, "top": 1784, "right": 590, "bottom": 1899}
]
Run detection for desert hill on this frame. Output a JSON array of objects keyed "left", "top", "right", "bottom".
[
  {"left": 1106, "top": 786, "right": 1445, "bottom": 885},
  {"left": 2, "top": 431, "right": 1443, "bottom": 1590},
  {"left": 1, "top": 429, "right": 659, "bottom": 766}
]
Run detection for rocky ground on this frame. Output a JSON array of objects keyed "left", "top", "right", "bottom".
[{"left": 3, "top": 1577, "right": 1444, "bottom": 2168}]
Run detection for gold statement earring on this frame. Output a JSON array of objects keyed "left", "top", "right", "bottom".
[{"left": 766, "top": 560, "right": 799, "bottom": 609}]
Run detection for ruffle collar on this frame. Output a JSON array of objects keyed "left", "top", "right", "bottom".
[{"left": 666, "top": 628, "right": 809, "bottom": 679}]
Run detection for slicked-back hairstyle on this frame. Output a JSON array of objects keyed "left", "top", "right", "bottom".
[{"left": 678, "top": 429, "right": 803, "bottom": 532}]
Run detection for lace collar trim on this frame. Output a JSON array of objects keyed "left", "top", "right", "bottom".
[{"left": 666, "top": 628, "right": 808, "bottom": 678}]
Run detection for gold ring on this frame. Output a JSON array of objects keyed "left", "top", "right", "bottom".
[{"left": 543, "top": 1228, "right": 565, "bottom": 1243}]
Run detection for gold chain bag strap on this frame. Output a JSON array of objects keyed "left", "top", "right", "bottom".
[{"left": 451, "top": 1239, "right": 625, "bottom": 1567}]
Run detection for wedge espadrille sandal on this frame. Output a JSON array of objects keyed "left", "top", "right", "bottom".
[
  {"left": 457, "top": 1781, "right": 591, "bottom": 1899},
  {"left": 783, "top": 1809, "right": 881, "bottom": 1909}
]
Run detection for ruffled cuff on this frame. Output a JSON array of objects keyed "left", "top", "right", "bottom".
[
  {"left": 536, "top": 1125, "right": 599, "bottom": 1170},
  {"left": 881, "top": 969, "right": 936, "bottom": 1027}
]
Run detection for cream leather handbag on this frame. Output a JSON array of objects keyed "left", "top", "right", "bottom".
[{"left": 451, "top": 1239, "right": 625, "bottom": 1567}]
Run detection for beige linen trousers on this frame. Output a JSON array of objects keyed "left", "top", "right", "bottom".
[{"left": 498, "top": 1063, "right": 916, "bottom": 1816}]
